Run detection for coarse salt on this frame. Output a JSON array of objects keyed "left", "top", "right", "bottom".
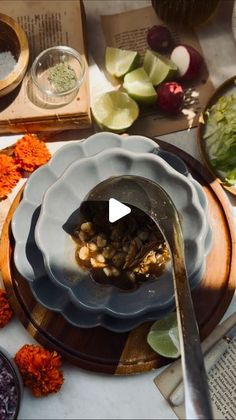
[{"left": 0, "top": 51, "right": 17, "bottom": 80}]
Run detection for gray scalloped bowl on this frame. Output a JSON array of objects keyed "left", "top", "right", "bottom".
[{"left": 34, "top": 147, "right": 207, "bottom": 320}]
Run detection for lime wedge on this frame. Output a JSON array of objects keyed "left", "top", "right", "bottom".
[
  {"left": 91, "top": 91, "right": 139, "bottom": 133},
  {"left": 123, "top": 67, "right": 157, "bottom": 104},
  {"left": 143, "top": 50, "right": 177, "bottom": 86},
  {"left": 147, "top": 312, "right": 180, "bottom": 359},
  {"left": 105, "top": 47, "right": 140, "bottom": 78}
]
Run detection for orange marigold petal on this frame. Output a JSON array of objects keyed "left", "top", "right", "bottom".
[
  {"left": 14, "top": 344, "right": 63, "bottom": 397},
  {"left": 0, "top": 289, "right": 13, "bottom": 328},
  {"left": 0, "top": 154, "right": 21, "bottom": 199},
  {"left": 14, "top": 134, "right": 51, "bottom": 172}
]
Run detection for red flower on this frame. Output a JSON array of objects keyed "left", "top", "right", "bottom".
[
  {"left": 14, "top": 134, "right": 51, "bottom": 172},
  {"left": 0, "top": 289, "right": 13, "bottom": 328},
  {"left": 0, "top": 154, "right": 21, "bottom": 199},
  {"left": 14, "top": 345, "right": 63, "bottom": 397}
]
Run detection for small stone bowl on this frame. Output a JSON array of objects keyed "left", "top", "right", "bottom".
[
  {"left": 0, "top": 13, "right": 29, "bottom": 97},
  {"left": 0, "top": 346, "right": 23, "bottom": 419}
]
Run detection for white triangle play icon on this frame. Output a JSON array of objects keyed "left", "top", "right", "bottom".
[{"left": 109, "top": 198, "right": 131, "bottom": 223}]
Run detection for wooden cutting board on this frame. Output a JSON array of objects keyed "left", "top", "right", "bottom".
[{"left": 0, "top": 140, "right": 235, "bottom": 375}]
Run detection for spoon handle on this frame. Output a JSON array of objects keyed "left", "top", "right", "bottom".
[{"left": 171, "top": 223, "right": 213, "bottom": 419}]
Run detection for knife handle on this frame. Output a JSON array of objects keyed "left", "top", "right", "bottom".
[{"left": 169, "top": 338, "right": 228, "bottom": 407}]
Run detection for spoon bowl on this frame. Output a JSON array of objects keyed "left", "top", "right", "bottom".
[{"left": 85, "top": 175, "right": 213, "bottom": 419}]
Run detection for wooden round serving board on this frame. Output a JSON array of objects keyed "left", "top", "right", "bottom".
[{"left": 0, "top": 140, "right": 235, "bottom": 375}]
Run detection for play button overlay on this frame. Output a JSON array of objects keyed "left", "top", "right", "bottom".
[{"left": 109, "top": 198, "right": 131, "bottom": 223}]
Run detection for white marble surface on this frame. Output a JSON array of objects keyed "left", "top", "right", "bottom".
[{"left": 0, "top": 1, "right": 236, "bottom": 419}]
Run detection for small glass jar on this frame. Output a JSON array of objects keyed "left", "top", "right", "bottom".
[{"left": 31, "top": 45, "right": 85, "bottom": 107}]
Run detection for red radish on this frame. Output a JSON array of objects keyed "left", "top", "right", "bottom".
[
  {"left": 157, "top": 82, "right": 184, "bottom": 114},
  {"left": 147, "top": 25, "right": 174, "bottom": 53},
  {"left": 170, "top": 45, "right": 203, "bottom": 81}
]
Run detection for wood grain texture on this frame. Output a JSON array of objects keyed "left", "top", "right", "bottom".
[
  {"left": 197, "top": 75, "right": 236, "bottom": 196},
  {"left": 0, "top": 13, "right": 29, "bottom": 96},
  {"left": 0, "top": 140, "right": 235, "bottom": 375}
]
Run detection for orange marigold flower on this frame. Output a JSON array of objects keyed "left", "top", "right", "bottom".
[
  {"left": 0, "top": 289, "right": 13, "bottom": 328},
  {"left": 14, "top": 134, "right": 51, "bottom": 172},
  {"left": 14, "top": 344, "right": 63, "bottom": 397},
  {"left": 0, "top": 154, "right": 21, "bottom": 199}
]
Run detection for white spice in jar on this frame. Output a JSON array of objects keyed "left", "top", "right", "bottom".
[{"left": 0, "top": 51, "right": 17, "bottom": 80}]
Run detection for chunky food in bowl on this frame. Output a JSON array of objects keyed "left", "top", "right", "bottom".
[{"left": 72, "top": 202, "right": 170, "bottom": 290}]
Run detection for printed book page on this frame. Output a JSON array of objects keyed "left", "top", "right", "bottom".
[
  {"left": 154, "top": 337, "right": 236, "bottom": 419},
  {"left": 208, "top": 338, "right": 236, "bottom": 419},
  {"left": 0, "top": 0, "right": 90, "bottom": 129},
  {"left": 101, "top": 6, "right": 215, "bottom": 137}
]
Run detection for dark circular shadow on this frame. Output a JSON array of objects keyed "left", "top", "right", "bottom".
[{"left": 0, "top": 84, "right": 21, "bottom": 111}]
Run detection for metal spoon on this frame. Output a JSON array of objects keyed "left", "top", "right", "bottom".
[{"left": 84, "top": 175, "right": 213, "bottom": 420}]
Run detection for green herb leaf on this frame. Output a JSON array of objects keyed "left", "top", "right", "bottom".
[
  {"left": 226, "top": 169, "right": 236, "bottom": 185},
  {"left": 204, "top": 94, "right": 236, "bottom": 185}
]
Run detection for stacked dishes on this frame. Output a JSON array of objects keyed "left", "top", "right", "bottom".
[{"left": 11, "top": 133, "right": 212, "bottom": 332}]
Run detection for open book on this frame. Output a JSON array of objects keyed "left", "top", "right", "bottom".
[
  {"left": 0, "top": 0, "right": 91, "bottom": 134},
  {"left": 154, "top": 310, "right": 236, "bottom": 419}
]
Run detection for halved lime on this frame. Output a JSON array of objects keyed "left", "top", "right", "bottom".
[
  {"left": 147, "top": 312, "right": 180, "bottom": 359},
  {"left": 123, "top": 67, "right": 157, "bottom": 104},
  {"left": 105, "top": 47, "right": 140, "bottom": 78},
  {"left": 91, "top": 91, "right": 139, "bottom": 133},
  {"left": 143, "top": 50, "right": 177, "bottom": 86}
]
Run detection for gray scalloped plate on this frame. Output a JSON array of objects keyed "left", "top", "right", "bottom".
[
  {"left": 35, "top": 148, "right": 208, "bottom": 319},
  {"left": 12, "top": 133, "right": 212, "bottom": 332}
]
